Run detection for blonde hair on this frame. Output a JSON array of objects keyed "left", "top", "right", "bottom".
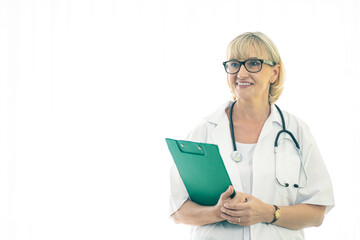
[{"left": 226, "top": 32, "right": 285, "bottom": 104}]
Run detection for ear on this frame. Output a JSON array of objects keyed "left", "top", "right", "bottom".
[{"left": 269, "top": 64, "right": 280, "bottom": 84}]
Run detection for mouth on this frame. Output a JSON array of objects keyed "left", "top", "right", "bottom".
[{"left": 236, "top": 82, "right": 254, "bottom": 87}]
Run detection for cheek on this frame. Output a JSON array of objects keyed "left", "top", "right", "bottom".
[
  {"left": 253, "top": 73, "right": 271, "bottom": 86},
  {"left": 227, "top": 75, "right": 235, "bottom": 85}
]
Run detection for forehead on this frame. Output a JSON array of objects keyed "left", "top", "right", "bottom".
[{"left": 228, "top": 41, "right": 269, "bottom": 61}]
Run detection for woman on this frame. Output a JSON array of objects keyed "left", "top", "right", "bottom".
[{"left": 169, "top": 32, "right": 334, "bottom": 239}]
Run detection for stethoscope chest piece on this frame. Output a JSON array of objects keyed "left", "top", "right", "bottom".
[{"left": 231, "top": 151, "right": 242, "bottom": 162}]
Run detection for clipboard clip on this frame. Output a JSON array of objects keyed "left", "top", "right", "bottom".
[{"left": 176, "top": 140, "right": 206, "bottom": 156}]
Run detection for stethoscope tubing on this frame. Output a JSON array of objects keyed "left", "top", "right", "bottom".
[{"left": 229, "top": 100, "right": 307, "bottom": 188}]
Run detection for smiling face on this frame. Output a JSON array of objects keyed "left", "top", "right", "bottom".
[{"left": 227, "top": 46, "right": 280, "bottom": 104}]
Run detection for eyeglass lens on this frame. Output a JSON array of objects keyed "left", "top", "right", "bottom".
[{"left": 225, "top": 59, "right": 262, "bottom": 74}]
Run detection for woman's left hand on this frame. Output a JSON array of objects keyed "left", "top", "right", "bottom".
[{"left": 220, "top": 193, "right": 273, "bottom": 226}]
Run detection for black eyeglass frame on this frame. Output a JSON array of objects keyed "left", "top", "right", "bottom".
[{"left": 222, "top": 58, "right": 276, "bottom": 74}]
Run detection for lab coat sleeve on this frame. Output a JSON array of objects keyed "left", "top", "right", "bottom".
[
  {"left": 295, "top": 122, "right": 335, "bottom": 214},
  {"left": 169, "top": 164, "right": 190, "bottom": 216},
  {"left": 168, "top": 121, "right": 210, "bottom": 217}
]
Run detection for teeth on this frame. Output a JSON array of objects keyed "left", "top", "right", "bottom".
[{"left": 236, "top": 82, "right": 252, "bottom": 86}]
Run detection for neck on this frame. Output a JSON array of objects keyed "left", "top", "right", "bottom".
[{"left": 233, "top": 98, "right": 270, "bottom": 122}]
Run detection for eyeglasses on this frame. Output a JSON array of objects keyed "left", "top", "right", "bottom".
[{"left": 223, "top": 58, "right": 276, "bottom": 74}]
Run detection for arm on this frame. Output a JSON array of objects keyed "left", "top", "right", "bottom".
[
  {"left": 172, "top": 200, "right": 222, "bottom": 226},
  {"left": 172, "top": 186, "right": 238, "bottom": 226},
  {"left": 273, "top": 204, "right": 325, "bottom": 230},
  {"left": 221, "top": 193, "right": 326, "bottom": 230}
]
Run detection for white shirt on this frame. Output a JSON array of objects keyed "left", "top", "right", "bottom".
[
  {"left": 169, "top": 101, "right": 335, "bottom": 240},
  {"left": 235, "top": 142, "right": 256, "bottom": 195},
  {"left": 235, "top": 142, "right": 256, "bottom": 240}
]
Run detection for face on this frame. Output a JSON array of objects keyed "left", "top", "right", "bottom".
[{"left": 227, "top": 47, "right": 280, "bottom": 104}]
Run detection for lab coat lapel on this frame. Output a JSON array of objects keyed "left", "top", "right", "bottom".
[
  {"left": 252, "top": 104, "right": 283, "bottom": 199},
  {"left": 209, "top": 109, "right": 244, "bottom": 193},
  {"left": 258, "top": 104, "right": 282, "bottom": 142}
]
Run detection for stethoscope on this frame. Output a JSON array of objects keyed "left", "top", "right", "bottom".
[{"left": 229, "top": 100, "right": 308, "bottom": 188}]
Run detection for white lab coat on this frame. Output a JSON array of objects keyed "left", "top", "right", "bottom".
[{"left": 169, "top": 101, "right": 335, "bottom": 240}]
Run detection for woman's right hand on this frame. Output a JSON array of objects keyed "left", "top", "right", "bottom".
[
  {"left": 214, "top": 186, "right": 237, "bottom": 221},
  {"left": 172, "top": 186, "right": 247, "bottom": 226}
]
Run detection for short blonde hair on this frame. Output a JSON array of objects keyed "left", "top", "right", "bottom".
[{"left": 226, "top": 32, "right": 285, "bottom": 104}]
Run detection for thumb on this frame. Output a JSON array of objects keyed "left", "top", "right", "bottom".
[
  {"left": 232, "top": 191, "right": 247, "bottom": 203},
  {"left": 241, "top": 193, "right": 249, "bottom": 203},
  {"left": 243, "top": 193, "right": 252, "bottom": 202},
  {"left": 220, "top": 185, "right": 234, "bottom": 200}
]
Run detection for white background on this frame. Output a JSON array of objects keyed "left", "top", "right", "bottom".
[{"left": 0, "top": 0, "right": 359, "bottom": 239}]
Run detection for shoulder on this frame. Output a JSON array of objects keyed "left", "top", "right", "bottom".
[
  {"left": 186, "top": 101, "right": 232, "bottom": 142},
  {"left": 185, "top": 120, "right": 213, "bottom": 142},
  {"left": 281, "top": 109, "right": 310, "bottom": 131},
  {"left": 276, "top": 106, "right": 314, "bottom": 147},
  {"left": 283, "top": 109, "right": 311, "bottom": 132}
]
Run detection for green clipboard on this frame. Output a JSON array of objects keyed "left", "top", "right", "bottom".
[{"left": 166, "top": 138, "right": 236, "bottom": 206}]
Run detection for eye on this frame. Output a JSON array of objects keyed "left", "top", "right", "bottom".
[
  {"left": 248, "top": 60, "right": 260, "bottom": 66},
  {"left": 230, "top": 62, "right": 239, "bottom": 68}
]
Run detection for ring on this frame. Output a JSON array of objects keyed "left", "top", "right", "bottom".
[{"left": 238, "top": 217, "right": 241, "bottom": 223}]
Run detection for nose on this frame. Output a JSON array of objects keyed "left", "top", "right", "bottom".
[{"left": 237, "top": 64, "right": 250, "bottom": 79}]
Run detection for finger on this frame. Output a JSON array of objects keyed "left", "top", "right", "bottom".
[
  {"left": 238, "top": 194, "right": 247, "bottom": 203},
  {"left": 220, "top": 207, "right": 244, "bottom": 217},
  {"left": 220, "top": 213, "right": 243, "bottom": 225},
  {"left": 232, "top": 192, "right": 247, "bottom": 203},
  {"left": 227, "top": 218, "right": 249, "bottom": 226},
  {"left": 220, "top": 185, "right": 234, "bottom": 201},
  {"left": 224, "top": 202, "right": 248, "bottom": 211},
  {"left": 243, "top": 193, "right": 252, "bottom": 202},
  {"left": 223, "top": 198, "right": 232, "bottom": 204},
  {"left": 239, "top": 193, "right": 250, "bottom": 202}
]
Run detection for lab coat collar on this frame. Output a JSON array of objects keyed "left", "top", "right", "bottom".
[
  {"left": 204, "top": 101, "right": 233, "bottom": 126},
  {"left": 204, "top": 101, "right": 283, "bottom": 128},
  {"left": 270, "top": 104, "right": 284, "bottom": 128}
]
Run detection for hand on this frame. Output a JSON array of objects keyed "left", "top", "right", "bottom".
[
  {"left": 213, "top": 186, "right": 235, "bottom": 221},
  {"left": 230, "top": 191, "right": 247, "bottom": 204},
  {"left": 220, "top": 193, "right": 273, "bottom": 226}
]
